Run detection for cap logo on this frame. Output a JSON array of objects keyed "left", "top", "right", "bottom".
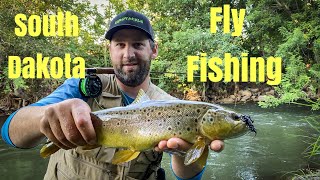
[{"left": 115, "top": 16, "right": 144, "bottom": 25}]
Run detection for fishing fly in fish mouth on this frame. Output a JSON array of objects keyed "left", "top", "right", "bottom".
[
  {"left": 40, "top": 89, "right": 257, "bottom": 167},
  {"left": 240, "top": 115, "right": 257, "bottom": 134}
]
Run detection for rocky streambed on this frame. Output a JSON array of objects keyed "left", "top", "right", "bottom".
[{"left": 217, "top": 87, "right": 275, "bottom": 104}]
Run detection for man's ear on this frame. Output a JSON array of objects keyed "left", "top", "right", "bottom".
[{"left": 151, "top": 42, "right": 158, "bottom": 59}]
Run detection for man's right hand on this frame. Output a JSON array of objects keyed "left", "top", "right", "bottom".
[{"left": 39, "top": 99, "right": 97, "bottom": 149}]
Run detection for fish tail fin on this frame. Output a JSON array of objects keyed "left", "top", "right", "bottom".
[{"left": 40, "top": 141, "right": 60, "bottom": 158}]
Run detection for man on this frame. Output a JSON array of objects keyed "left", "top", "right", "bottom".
[{"left": 1, "top": 10, "right": 224, "bottom": 179}]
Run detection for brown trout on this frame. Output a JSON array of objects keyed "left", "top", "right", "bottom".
[{"left": 40, "top": 90, "right": 256, "bottom": 166}]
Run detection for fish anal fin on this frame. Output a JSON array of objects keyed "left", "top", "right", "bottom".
[
  {"left": 184, "top": 137, "right": 207, "bottom": 166},
  {"left": 112, "top": 149, "right": 140, "bottom": 164}
]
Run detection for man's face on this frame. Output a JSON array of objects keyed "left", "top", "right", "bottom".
[{"left": 109, "top": 29, "right": 157, "bottom": 87}]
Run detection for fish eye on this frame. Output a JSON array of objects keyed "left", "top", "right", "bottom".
[{"left": 231, "top": 113, "right": 240, "bottom": 120}]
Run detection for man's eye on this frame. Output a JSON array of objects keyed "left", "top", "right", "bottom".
[
  {"left": 134, "top": 43, "right": 143, "bottom": 48},
  {"left": 116, "top": 43, "right": 125, "bottom": 47}
]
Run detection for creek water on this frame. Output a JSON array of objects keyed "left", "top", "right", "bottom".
[{"left": 0, "top": 103, "right": 319, "bottom": 180}]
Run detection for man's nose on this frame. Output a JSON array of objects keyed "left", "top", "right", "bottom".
[{"left": 123, "top": 46, "right": 135, "bottom": 59}]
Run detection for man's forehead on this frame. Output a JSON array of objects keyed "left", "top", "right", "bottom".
[{"left": 111, "top": 29, "right": 149, "bottom": 41}]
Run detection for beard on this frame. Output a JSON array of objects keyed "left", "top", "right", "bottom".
[{"left": 114, "top": 59, "right": 151, "bottom": 87}]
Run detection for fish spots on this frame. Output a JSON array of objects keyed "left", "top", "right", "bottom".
[
  {"left": 158, "top": 123, "right": 162, "bottom": 127},
  {"left": 194, "top": 119, "right": 198, "bottom": 123},
  {"left": 197, "top": 109, "right": 201, "bottom": 113},
  {"left": 147, "top": 119, "right": 151, "bottom": 122},
  {"left": 202, "top": 117, "right": 206, "bottom": 124},
  {"left": 116, "top": 122, "right": 120, "bottom": 126},
  {"left": 210, "top": 117, "right": 213, "bottom": 122},
  {"left": 178, "top": 132, "right": 182, "bottom": 135},
  {"left": 158, "top": 112, "right": 162, "bottom": 116},
  {"left": 124, "top": 129, "right": 128, "bottom": 134},
  {"left": 187, "top": 127, "right": 191, "bottom": 131},
  {"left": 177, "top": 109, "right": 181, "bottom": 113},
  {"left": 176, "top": 121, "right": 180, "bottom": 125},
  {"left": 167, "top": 126, "right": 172, "bottom": 131}
]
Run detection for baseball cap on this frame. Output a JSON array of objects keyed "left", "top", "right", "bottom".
[{"left": 105, "top": 10, "right": 155, "bottom": 41}]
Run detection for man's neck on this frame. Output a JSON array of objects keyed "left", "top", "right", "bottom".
[{"left": 115, "top": 76, "right": 151, "bottom": 98}]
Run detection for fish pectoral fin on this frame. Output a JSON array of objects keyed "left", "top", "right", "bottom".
[
  {"left": 184, "top": 137, "right": 207, "bottom": 166},
  {"left": 112, "top": 149, "right": 140, "bottom": 164},
  {"left": 194, "top": 145, "right": 209, "bottom": 169}
]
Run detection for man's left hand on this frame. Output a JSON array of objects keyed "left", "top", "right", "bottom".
[{"left": 155, "top": 138, "right": 224, "bottom": 153}]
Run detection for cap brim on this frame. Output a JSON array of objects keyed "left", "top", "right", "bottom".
[{"left": 105, "top": 24, "right": 154, "bottom": 41}]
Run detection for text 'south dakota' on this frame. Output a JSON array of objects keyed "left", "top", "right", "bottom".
[
  {"left": 187, "top": 4, "right": 282, "bottom": 85},
  {"left": 8, "top": 11, "right": 85, "bottom": 79}
]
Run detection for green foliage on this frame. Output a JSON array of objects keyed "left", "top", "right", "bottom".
[
  {"left": 152, "top": 27, "right": 245, "bottom": 92},
  {"left": 252, "top": 0, "right": 320, "bottom": 158},
  {"left": 1, "top": 0, "right": 319, "bottom": 103},
  {"left": 258, "top": 27, "right": 319, "bottom": 110},
  {"left": 303, "top": 115, "right": 320, "bottom": 157},
  {"left": 0, "top": 0, "right": 107, "bottom": 100}
]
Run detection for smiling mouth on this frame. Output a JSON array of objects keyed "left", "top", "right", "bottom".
[{"left": 123, "top": 63, "right": 138, "bottom": 66}]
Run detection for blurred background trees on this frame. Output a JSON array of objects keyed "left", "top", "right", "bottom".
[{"left": 0, "top": 0, "right": 319, "bottom": 111}]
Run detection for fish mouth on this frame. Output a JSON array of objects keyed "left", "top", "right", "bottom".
[{"left": 240, "top": 115, "right": 257, "bottom": 135}]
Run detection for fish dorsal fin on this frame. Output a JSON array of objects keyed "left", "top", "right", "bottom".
[{"left": 132, "top": 89, "right": 150, "bottom": 104}]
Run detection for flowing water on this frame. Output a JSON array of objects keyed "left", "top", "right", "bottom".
[{"left": 0, "top": 104, "right": 319, "bottom": 180}]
